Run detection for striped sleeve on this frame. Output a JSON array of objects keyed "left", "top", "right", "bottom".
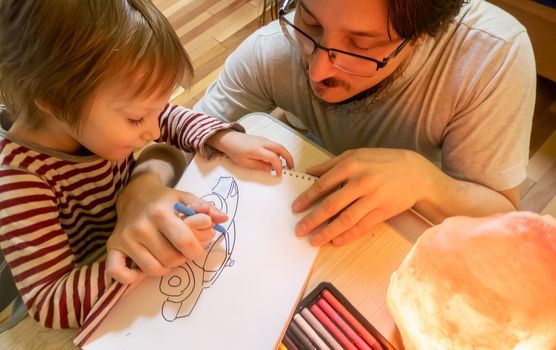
[
  {"left": 0, "top": 168, "right": 114, "bottom": 328},
  {"left": 158, "top": 104, "right": 245, "bottom": 159},
  {"left": 74, "top": 280, "right": 128, "bottom": 347}
]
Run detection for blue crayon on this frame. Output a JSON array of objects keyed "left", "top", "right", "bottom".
[{"left": 173, "top": 202, "right": 226, "bottom": 234}]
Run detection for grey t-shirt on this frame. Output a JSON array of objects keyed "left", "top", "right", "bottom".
[{"left": 195, "top": 0, "right": 535, "bottom": 191}]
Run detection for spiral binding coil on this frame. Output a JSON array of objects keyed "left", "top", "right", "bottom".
[{"left": 281, "top": 169, "right": 317, "bottom": 182}]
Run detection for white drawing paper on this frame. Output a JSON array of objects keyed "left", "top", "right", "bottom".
[{"left": 83, "top": 155, "right": 319, "bottom": 350}]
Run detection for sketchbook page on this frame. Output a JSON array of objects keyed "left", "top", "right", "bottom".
[
  {"left": 83, "top": 155, "right": 319, "bottom": 350},
  {"left": 239, "top": 112, "right": 332, "bottom": 172},
  {"left": 240, "top": 113, "right": 432, "bottom": 238}
]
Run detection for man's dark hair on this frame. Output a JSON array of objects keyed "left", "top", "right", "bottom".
[
  {"left": 262, "top": 0, "right": 467, "bottom": 41},
  {"left": 388, "top": 0, "right": 467, "bottom": 41}
]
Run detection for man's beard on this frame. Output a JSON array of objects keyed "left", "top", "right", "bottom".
[{"left": 306, "top": 62, "right": 406, "bottom": 114}]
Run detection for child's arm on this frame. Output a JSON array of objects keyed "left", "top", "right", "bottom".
[
  {"left": 157, "top": 104, "right": 293, "bottom": 172},
  {"left": 206, "top": 129, "right": 293, "bottom": 174},
  {"left": 105, "top": 106, "right": 293, "bottom": 284},
  {"left": 0, "top": 169, "right": 113, "bottom": 328},
  {"left": 133, "top": 141, "right": 189, "bottom": 187},
  {"left": 157, "top": 104, "right": 243, "bottom": 159},
  {"left": 106, "top": 159, "right": 228, "bottom": 285}
]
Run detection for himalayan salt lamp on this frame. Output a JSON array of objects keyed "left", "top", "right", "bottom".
[{"left": 387, "top": 211, "right": 556, "bottom": 350}]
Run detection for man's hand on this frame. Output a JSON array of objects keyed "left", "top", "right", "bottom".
[
  {"left": 207, "top": 130, "right": 294, "bottom": 174},
  {"left": 292, "top": 148, "right": 436, "bottom": 246},
  {"left": 106, "top": 171, "right": 228, "bottom": 284}
]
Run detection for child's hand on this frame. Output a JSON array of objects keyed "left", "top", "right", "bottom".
[
  {"left": 106, "top": 172, "right": 228, "bottom": 285},
  {"left": 181, "top": 213, "right": 217, "bottom": 248},
  {"left": 208, "top": 130, "right": 294, "bottom": 174}
]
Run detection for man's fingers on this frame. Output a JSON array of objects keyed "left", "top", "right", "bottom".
[
  {"left": 295, "top": 182, "right": 360, "bottom": 236},
  {"left": 292, "top": 166, "right": 348, "bottom": 214},
  {"left": 307, "top": 196, "right": 376, "bottom": 245},
  {"left": 331, "top": 207, "right": 387, "bottom": 246},
  {"left": 105, "top": 249, "right": 144, "bottom": 285},
  {"left": 306, "top": 154, "right": 345, "bottom": 177}
]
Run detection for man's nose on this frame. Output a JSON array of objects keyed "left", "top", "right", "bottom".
[{"left": 308, "top": 47, "right": 337, "bottom": 82}]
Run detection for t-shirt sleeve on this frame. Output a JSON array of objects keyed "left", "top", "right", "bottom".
[
  {"left": 441, "top": 31, "right": 535, "bottom": 191},
  {"left": 157, "top": 104, "right": 244, "bottom": 159},
  {"left": 0, "top": 168, "right": 117, "bottom": 328},
  {"left": 194, "top": 29, "right": 278, "bottom": 122}
]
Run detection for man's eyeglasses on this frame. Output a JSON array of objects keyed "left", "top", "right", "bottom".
[{"left": 278, "top": 0, "right": 409, "bottom": 77}]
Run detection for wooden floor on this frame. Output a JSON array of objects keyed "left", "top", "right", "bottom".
[
  {"left": 153, "top": 0, "right": 267, "bottom": 107},
  {"left": 154, "top": 0, "right": 556, "bottom": 217},
  {"left": 521, "top": 77, "right": 556, "bottom": 216}
]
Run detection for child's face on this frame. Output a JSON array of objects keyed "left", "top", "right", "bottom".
[{"left": 78, "top": 75, "right": 173, "bottom": 161}]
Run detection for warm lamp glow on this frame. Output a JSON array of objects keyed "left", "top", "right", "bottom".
[{"left": 387, "top": 212, "right": 556, "bottom": 350}]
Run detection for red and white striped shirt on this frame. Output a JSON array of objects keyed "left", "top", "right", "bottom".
[{"left": 0, "top": 105, "right": 239, "bottom": 331}]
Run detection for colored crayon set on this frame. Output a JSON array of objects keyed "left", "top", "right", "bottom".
[{"left": 279, "top": 282, "right": 395, "bottom": 350}]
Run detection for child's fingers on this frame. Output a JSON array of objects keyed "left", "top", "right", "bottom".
[
  {"left": 264, "top": 142, "right": 294, "bottom": 169},
  {"left": 179, "top": 192, "right": 228, "bottom": 222},
  {"left": 196, "top": 228, "right": 217, "bottom": 247},
  {"left": 248, "top": 148, "right": 283, "bottom": 173},
  {"left": 158, "top": 214, "right": 206, "bottom": 260},
  {"left": 150, "top": 206, "right": 205, "bottom": 251},
  {"left": 183, "top": 213, "right": 213, "bottom": 229},
  {"left": 138, "top": 232, "right": 188, "bottom": 270},
  {"left": 239, "top": 158, "right": 273, "bottom": 172},
  {"left": 105, "top": 249, "right": 145, "bottom": 285},
  {"left": 183, "top": 214, "right": 218, "bottom": 244},
  {"left": 206, "top": 206, "right": 228, "bottom": 224},
  {"left": 267, "top": 154, "right": 284, "bottom": 175}
]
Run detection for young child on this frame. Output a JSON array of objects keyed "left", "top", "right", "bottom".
[{"left": 0, "top": 0, "right": 293, "bottom": 331}]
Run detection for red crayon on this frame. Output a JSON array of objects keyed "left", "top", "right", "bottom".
[
  {"left": 317, "top": 298, "right": 372, "bottom": 350},
  {"left": 310, "top": 304, "right": 358, "bottom": 350},
  {"left": 322, "top": 289, "right": 382, "bottom": 350}
]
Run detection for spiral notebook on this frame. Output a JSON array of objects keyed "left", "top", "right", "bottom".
[{"left": 80, "top": 154, "right": 320, "bottom": 350}]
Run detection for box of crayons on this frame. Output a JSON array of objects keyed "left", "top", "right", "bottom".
[{"left": 280, "top": 281, "right": 397, "bottom": 350}]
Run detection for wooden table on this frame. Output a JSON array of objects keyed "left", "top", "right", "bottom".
[
  {"left": 242, "top": 113, "right": 427, "bottom": 349},
  {"left": 0, "top": 115, "right": 428, "bottom": 350}
]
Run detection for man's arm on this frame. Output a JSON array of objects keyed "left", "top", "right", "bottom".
[
  {"left": 292, "top": 148, "right": 520, "bottom": 246},
  {"left": 415, "top": 171, "right": 520, "bottom": 224},
  {"left": 292, "top": 26, "right": 537, "bottom": 245},
  {"left": 292, "top": 29, "right": 536, "bottom": 246},
  {"left": 194, "top": 25, "right": 280, "bottom": 120}
]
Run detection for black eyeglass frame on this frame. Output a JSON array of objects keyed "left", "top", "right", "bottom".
[{"left": 278, "top": 0, "right": 409, "bottom": 73}]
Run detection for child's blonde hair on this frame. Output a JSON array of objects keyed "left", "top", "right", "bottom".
[{"left": 0, "top": 0, "right": 192, "bottom": 129}]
